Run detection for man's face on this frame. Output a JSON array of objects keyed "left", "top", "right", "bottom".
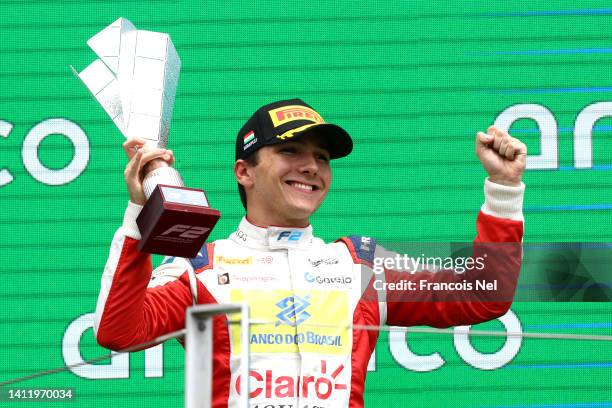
[{"left": 243, "top": 133, "right": 332, "bottom": 226}]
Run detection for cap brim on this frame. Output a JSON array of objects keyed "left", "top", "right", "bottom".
[{"left": 291, "top": 123, "right": 353, "bottom": 159}]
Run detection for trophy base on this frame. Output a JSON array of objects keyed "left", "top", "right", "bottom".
[{"left": 136, "top": 184, "right": 221, "bottom": 258}]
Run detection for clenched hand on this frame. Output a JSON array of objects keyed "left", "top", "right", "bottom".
[{"left": 476, "top": 126, "right": 527, "bottom": 187}]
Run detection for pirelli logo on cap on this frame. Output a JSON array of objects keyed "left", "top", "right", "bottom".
[{"left": 269, "top": 105, "right": 325, "bottom": 128}]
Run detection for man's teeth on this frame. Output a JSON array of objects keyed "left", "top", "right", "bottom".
[{"left": 290, "top": 182, "right": 313, "bottom": 191}]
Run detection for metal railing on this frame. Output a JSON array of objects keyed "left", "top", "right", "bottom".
[{"left": 185, "top": 304, "right": 250, "bottom": 408}]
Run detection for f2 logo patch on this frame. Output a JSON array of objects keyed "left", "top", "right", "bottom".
[
  {"left": 161, "top": 224, "right": 209, "bottom": 239},
  {"left": 277, "top": 231, "right": 303, "bottom": 241}
]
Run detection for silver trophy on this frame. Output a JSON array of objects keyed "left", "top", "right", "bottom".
[{"left": 73, "top": 18, "right": 220, "bottom": 257}]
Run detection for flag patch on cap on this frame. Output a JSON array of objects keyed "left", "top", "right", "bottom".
[{"left": 243, "top": 130, "right": 257, "bottom": 150}]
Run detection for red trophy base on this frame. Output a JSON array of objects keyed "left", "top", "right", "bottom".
[{"left": 136, "top": 184, "right": 220, "bottom": 258}]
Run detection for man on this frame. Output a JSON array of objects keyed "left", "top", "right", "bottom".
[{"left": 95, "top": 99, "right": 526, "bottom": 407}]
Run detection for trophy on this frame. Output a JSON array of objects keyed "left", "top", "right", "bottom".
[{"left": 72, "top": 18, "right": 220, "bottom": 258}]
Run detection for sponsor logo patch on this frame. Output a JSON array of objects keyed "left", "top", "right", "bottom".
[
  {"left": 275, "top": 295, "right": 311, "bottom": 326},
  {"left": 243, "top": 130, "right": 255, "bottom": 144},
  {"left": 277, "top": 231, "right": 303, "bottom": 241},
  {"left": 232, "top": 275, "right": 276, "bottom": 284},
  {"left": 234, "top": 229, "right": 247, "bottom": 242},
  {"left": 256, "top": 256, "right": 273, "bottom": 264},
  {"left": 216, "top": 255, "right": 252, "bottom": 265},
  {"left": 360, "top": 236, "right": 372, "bottom": 252},
  {"left": 229, "top": 289, "right": 349, "bottom": 354},
  {"left": 243, "top": 130, "right": 257, "bottom": 150},
  {"left": 308, "top": 257, "right": 339, "bottom": 267},
  {"left": 234, "top": 360, "right": 346, "bottom": 399},
  {"left": 268, "top": 105, "right": 325, "bottom": 128},
  {"left": 217, "top": 272, "right": 230, "bottom": 285},
  {"left": 277, "top": 123, "right": 318, "bottom": 140},
  {"left": 304, "top": 271, "right": 352, "bottom": 287}
]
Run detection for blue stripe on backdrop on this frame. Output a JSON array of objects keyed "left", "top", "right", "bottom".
[
  {"left": 491, "top": 87, "right": 612, "bottom": 94},
  {"left": 486, "top": 9, "right": 612, "bottom": 17},
  {"left": 523, "top": 323, "right": 612, "bottom": 329},
  {"left": 505, "top": 127, "right": 612, "bottom": 133},
  {"left": 523, "top": 243, "right": 612, "bottom": 250},
  {"left": 524, "top": 203, "right": 612, "bottom": 212},
  {"left": 472, "top": 48, "right": 612, "bottom": 56},
  {"left": 505, "top": 363, "right": 612, "bottom": 369},
  {"left": 483, "top": 402, "right": 612, "bottom": 408}
]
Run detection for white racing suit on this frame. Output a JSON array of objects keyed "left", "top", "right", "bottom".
[{"left": 94, "top": 179, "right": 525, "bottom": 407}]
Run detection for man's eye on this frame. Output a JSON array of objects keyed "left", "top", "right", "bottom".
[
  {"left": 280, "top": 147, "right": 296, "bottom": 154},
  {"left": 317, "top": 154, "right": 330, "bottom": 162}
]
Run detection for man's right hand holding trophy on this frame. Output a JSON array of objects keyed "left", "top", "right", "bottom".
[
  {"left": 73, "top": 18, "right": 219, "bottom": 258},
  {"left": 122, "top": 137, "right": 175, "bottom": 207}
]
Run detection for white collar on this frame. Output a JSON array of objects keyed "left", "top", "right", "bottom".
[{"left": 230, "top": 217, "right": 314, "bottom": 250}]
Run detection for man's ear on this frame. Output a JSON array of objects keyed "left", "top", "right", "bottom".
[{"left": 234, "top": 159, "right": 254, "bottom": 188}]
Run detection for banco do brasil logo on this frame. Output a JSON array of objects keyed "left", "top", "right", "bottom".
[{"left": 275, "top": 295, "right": 311, "bottom": 327}]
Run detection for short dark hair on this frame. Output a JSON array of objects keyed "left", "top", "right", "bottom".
[{"left": 237, "top": 151, "right": 260, "bottom": 210}]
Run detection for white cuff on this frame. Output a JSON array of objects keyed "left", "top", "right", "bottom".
[
  {"left": 481, "top": 178, "right": 525, "bottom": 221},
  {"left": 121, "top": 201, "right": 143, "bottom": 240}
]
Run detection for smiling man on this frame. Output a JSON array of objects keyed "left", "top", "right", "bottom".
[
  {"left": 95, "top": 98, "right": 526, "bottom": 407},
  {"left": 232, "top": 99, "right": 352, "bottom": 227}
]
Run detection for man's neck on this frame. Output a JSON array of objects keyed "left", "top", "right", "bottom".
[{"left": 245, "top": 212, "right": 309, "bottom": 229}]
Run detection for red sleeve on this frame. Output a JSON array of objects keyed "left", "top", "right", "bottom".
[
  {"left": 96, "top": 237, "right": 194, "bottom": 351},
  {"left": 385, "top": 211, "right": 523, "bottom": 328}
]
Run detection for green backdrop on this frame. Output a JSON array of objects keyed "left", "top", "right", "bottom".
[{"left": 1, "top": 1, "right": 611, "bottom": 406}]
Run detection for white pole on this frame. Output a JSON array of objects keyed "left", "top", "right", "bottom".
[{"left": 185, "top": 304, "right": 250, "bottom": 408}]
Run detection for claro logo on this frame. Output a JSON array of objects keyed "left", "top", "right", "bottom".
[
  {"left": 160, "top": 224, "right": 209, "bottom": 239},
  {"left": 234, "top": 360, "right": 346, "bottom": 399}
]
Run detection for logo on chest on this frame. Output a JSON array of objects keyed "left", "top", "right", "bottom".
[
  {"left": 308, "top": 257, "right": 339, "bottom": 267},
  {"left": 217, "top": 272, "right": 230, "bottom": 285},
  {"left": 228, "top": 290, "right": 350, "bottom": 355},
  {"left": 216, "top": 255, "right": 252, "bottom": 265},
  {"left": 275, "top": 295, "right": 311, "bottom": 326},
  {"left": 303, "top": 271, "right": 353, "bottom": 288}
]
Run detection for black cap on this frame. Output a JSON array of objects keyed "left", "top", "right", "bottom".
[{"left": 235, "top": 98, "right": 353, "bottom": 161}]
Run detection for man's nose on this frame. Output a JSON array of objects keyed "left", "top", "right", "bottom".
[{"left": 297, "top": 153, "right": 319, "bottom": 175}]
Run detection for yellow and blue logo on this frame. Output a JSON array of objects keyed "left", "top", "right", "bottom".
[
  {"left": 230, "top": 290, "right": 350, "bottom": 355},
  {"left": 275, "top": 295, "right": 311, "bottom": 326}
]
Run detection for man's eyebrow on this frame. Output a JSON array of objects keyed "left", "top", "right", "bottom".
[
  {"left": 313, "top": 140, "right": 331, "bottom": 155},
  {"left": 275, "top": 142, "right": 297, "bottom": 149},
  {"left": 314, "top": 146, "right": 331, "bottom": 157}
]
